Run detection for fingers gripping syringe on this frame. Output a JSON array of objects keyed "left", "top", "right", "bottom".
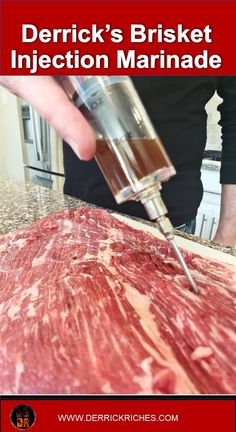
[{"left": 60, "top": 75, "right": 199, "bottom": 294}]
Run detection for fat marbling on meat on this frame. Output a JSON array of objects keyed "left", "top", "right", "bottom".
[{"left": 0, "top": 208, "right": 235, "bottom": 394}]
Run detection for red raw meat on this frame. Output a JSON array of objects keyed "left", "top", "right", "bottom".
[{"left": 0, "top": 208, "right": 235, "bottom": 394}]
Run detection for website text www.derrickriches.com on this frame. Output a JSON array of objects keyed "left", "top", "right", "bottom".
[{"left": 57, "top": 413, "right": 179, "bottom": 423}]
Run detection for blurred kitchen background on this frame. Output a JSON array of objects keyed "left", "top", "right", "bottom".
[{"left": 0, "top": 86, "right": 222, "bottom": 241}]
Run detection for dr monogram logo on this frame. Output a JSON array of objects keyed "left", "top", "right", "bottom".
[{"left": 10, "top": 405, "right": 36, "bottom": 430}]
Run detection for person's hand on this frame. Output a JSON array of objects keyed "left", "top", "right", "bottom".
[{"left": 0, "top": 76, "right": 96, "bottom": 160}]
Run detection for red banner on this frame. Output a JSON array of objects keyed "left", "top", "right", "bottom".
[
  {"left": 1, "top": 1, "right": 236, "bottom": 75},
  {"left": 0, "top": 398, "right": 235, "bottom": 432}
]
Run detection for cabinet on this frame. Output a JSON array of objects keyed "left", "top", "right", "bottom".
[
  {"left": 195, "top": 92, "right": 222, "bottom": 240},
  {"left": 0, "top": 88, "right": 25, "bottom": 180},
  {"left": 195, "top": 162, "right": 221, "bottom": 240}
]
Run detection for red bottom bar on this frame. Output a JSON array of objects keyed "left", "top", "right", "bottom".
[{"left": 1, "top": 399, "right": 235, "bottom": 432}]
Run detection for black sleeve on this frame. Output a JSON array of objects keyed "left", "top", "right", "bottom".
[{"left": 217, "top": 77, "right": 236, "bottom": 184}]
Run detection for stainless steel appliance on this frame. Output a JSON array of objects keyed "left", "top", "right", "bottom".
[{"left": 20, "top": 102, "right": 65, "bottom": 192}]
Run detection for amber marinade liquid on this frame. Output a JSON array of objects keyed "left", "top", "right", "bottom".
[{"left": 95, "top": 137, "right": 173, "bottom": 201}]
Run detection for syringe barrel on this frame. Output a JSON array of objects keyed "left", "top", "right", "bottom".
[{"left": 61, "top": 76, "right": 176, "bottom": 204}]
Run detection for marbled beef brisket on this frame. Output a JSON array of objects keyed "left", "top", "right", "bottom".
[{"left": 0, "top": 208, "right": 235, "bottom": 394}]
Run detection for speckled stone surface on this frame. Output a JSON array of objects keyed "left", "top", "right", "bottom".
[
  {"left": 0, "top": 175, "right": 235, "bottom": 257},
  {"left": 201, "top": 160, "right": 221, "bottom": 172},
  {"left": 0, "top": 175, "right": 89, "bottom": 235}
]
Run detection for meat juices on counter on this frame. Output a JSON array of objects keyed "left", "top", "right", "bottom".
[{"left": 0, "top": 208, "right": 235, "bottom": 394}]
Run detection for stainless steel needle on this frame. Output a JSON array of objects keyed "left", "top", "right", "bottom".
[
  {"left": 154, "top": 217, "right": 200, "bottom": 294},
  {"left": 169, "top": 238, "right": 200, "bottom": 294}
]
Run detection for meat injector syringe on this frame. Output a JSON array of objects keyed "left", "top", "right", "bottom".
[{"left": 60, "top": 75, "right": 199, "bottom": 294}]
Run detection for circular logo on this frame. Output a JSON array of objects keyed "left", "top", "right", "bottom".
[{"left": 10, "top": 405, "right": 36, "bottom": 430}]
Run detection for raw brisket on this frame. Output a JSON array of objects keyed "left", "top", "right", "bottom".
[{"left": 0, "top": 208, "right": 235, "bottom": 394}]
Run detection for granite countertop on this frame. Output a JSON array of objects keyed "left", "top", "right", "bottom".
[
  {"left": 201, "top": 159, "right": 221, "bottom": 172},
  {"left": 0, "top": 175, "right": 235, "bottom": 257},
  {"left": 0, "top": 175, "right": 90, "bottom": 235}
]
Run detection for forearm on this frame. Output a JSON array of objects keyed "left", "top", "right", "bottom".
[{"left": 213, "top": 184, "right": 236, "bottom": 247}]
